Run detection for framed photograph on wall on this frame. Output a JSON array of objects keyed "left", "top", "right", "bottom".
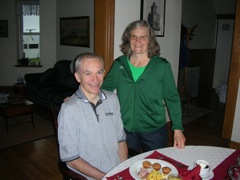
[
  {"left": 60, "top": 16, "right": 90, "bottom": 47},
  {"left": 0, "top": 20, "right": 8, "bottom": 38},
  {"left": 141, "top": 0, "right": 166, "bottom": 37}
]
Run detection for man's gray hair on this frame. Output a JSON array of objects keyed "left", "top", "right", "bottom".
[{"left": 74, "top": 52, "right": 104, "bottom": 73}]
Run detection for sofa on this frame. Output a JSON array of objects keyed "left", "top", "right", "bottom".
[{"left": 24, "top": 60, "right": 79, "bottom": 107}]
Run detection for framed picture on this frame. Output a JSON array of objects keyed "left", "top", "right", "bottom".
[
  {"left": 60, "top": 16, "right": 90, "bottom": 47},
  {"left": 0, "top": 20, "right": 8, "bottom": 38},
  {"left": 141, "top": 0, "right": 166, "bottom": 37}
]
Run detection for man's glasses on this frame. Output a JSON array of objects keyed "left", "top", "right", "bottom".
[{"left": 130, "top": 35, "right": 149, "bottom": 41}]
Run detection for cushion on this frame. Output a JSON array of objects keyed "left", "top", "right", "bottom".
[{"left": 39, "top": 68, "right": 57, "bottom": 87}]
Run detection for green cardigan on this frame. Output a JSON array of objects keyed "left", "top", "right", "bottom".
[{"left": 102, "top": 55, "right": 184, "bottom": 132}]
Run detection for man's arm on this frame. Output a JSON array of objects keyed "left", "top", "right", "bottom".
[
  {"left": 118, "top": 141, "right": 128, "bottom": 162},
  {"left": 67, "top": 158, "right": 105, "bottom": 180}
]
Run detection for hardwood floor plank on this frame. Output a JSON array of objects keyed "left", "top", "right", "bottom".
[
  {"left": 0, "top": 137, "right": 63, "bottom": 179},
  {"left": 183, "top": 90, "right": 230, "bottom": 148}
]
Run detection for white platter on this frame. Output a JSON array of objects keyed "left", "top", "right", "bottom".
[{"left": 129, "top": 158, "right": 178, "bottom": 180}]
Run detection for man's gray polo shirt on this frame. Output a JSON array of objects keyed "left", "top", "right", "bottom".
[{"left": 58, "top": 88, "right": 126, "bottom": 178}]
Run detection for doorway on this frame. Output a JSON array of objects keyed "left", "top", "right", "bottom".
[
  {"left": 213, "top": 17, "right": 234, "bottom": 90},
  {"left": 180, "top": 0, "right": 238, "bottom": 145}
]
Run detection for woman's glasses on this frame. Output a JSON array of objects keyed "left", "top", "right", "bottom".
[{"left": 130, "top": 35, "right": 149, "bottom": 41}]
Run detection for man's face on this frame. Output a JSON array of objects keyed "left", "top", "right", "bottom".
[{"left": 74, "top": 57, "right": 105, "bottom": 99}]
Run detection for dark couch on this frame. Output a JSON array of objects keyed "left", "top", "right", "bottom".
[{"left": 24, "top": 60, "right": 79, "bottom": 107}]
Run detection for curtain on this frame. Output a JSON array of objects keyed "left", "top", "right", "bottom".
[{"left": 17, "top": 0, "right": 40, "bottom": 16}]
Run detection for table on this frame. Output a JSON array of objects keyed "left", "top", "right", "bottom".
[
  {"left": 0, "top": 95, "right": 34, "bottom": 132},
  {"left": 103, "top": 146, "right": 237, "bottom": 179},
  {"left": 13, "top": 83, "right": 27, "bottom": 98}
]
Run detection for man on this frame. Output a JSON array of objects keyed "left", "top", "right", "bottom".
[{"left": 58, "top": 53, "right": 128, "bottom": 180}]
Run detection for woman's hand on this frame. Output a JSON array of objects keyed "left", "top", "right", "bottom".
[{"left": 173, "top": 130, "right": 186, "bottom": 149}]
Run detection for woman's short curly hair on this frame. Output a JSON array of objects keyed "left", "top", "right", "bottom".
[{"left": 120, "top": 20, "right": 160, "bottom": 58}]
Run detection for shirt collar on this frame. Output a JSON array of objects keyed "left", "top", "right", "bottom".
[{"left": 75, "top": 87, "right": 107, "bottom": 103}]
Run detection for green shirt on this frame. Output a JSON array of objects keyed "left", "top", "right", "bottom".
[
  {"left": 127, "top": 59, "right": 146, "bottom": 81},
  {"left": 102, "top": 55, "right": 183, "bottom": 132}
]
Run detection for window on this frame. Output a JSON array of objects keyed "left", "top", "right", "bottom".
[{"left": 16, "top": 0, "right": 40, "bottom": 65}]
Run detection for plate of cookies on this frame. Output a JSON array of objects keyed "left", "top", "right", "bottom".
[{"left": 129, "top": 159, "right": 178, "bottom": 180}]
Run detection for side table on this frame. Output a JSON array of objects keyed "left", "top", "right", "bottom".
[
  {"left": 13, "top": 83, "right": 27, "bottom": 98},
  {"left": 0, "top": 98, "right": 34, "bottom": 132}
]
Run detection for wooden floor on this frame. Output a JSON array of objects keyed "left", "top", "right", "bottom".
[
  {"left": 0, "top": 90, "right": 230, "bottom": 179},
  {"left": 183, "top": 90, "right": 230, "bottom": 147}
]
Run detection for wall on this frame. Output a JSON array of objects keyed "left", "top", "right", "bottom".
[
  {"left": 213, "top": 19, "right": 234, "bottom": 88},
  {"left": 182, "top": 0, "right": 235, "bottom": 49},
  {"left": 56, "top": 0, "right": 94, "bottom": 61},
  {"left": 212, "top": 0, "right": 236, "bottom": 88},
  {"left": 114, "top": 0, "right": 140, "bottom": 59},
  {"left": 0, "top": 0, "right": 18, "bottom": 86},
  {"left": 212, "top": 0, "right": 236, "bottom": 14},
  {"left": 0, "top": 0, "right": 56, "bottom": 86},
  {"left": 182, "top": 0, "right": 236, "bottom": 89},
  {"left": 158, "top": 0, "right": 182, "bottom": 81},
  {"left": 114, "top": 0, "right": 182, "bottom": 83},
  {"left": 0, "top": 0, "right": 93, "bottom": 86},
  {"left": 182, "top": 0, "right": 216, "bottom": 49},
  {"left": 40, "top": 0, "right": 57, "bottom": 69}
]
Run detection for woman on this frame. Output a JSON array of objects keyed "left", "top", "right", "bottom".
[{"left": 102, "top": 20, "right": 185, "bottom": 154}]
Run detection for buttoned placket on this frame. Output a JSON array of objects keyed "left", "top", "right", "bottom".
[{"left": 89, "top": 100, "right": 102, "bottom": 122}]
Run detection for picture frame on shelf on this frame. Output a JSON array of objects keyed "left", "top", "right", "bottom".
[
  {"left": 0, "top": 20, "right": 8, "bottom": 38},
  {"left": 140, "top": 0, "right": 166, "bottom": 37},
  {"left": 60, "top": 16, "right": 90, "bottom": 47}
]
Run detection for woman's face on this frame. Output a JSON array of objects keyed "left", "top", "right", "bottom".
[{"left": 130, "top": 26, "right": 149, "bottom": 55}]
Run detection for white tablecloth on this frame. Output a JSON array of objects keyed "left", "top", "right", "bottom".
[{"left": 103, "top": 145, "right": 235, "bottom": 179}]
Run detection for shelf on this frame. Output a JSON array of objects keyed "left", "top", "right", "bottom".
[{"left": 15, "top": 65, "right": 43, "bottom": 67}]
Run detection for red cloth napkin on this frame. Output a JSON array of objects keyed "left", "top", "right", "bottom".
[
  {"left": 106, "top": 150, "right": 188, "bottom": 180},
  {"left": 212, "top": 149, "right": 240, "bottom": 180},
  {"left": 147, "top": 151, "right": 189, "bottom": 173},
  {"left": 106, "top": 168, "right": 133, "bottom": 180},
  {"left": 180, "top": 165, "right": 202, "bottom": 180}
]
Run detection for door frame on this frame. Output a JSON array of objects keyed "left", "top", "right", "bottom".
[
  {"left": 222, "top": 0, "right": 240, "bottom": 147},
  {"left": 94, "top": 0, "right": 115, "bottom": 74}
]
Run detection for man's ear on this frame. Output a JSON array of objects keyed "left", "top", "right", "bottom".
[{"left": 74, "top": 72, "right": 81, "bottom": 83}]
